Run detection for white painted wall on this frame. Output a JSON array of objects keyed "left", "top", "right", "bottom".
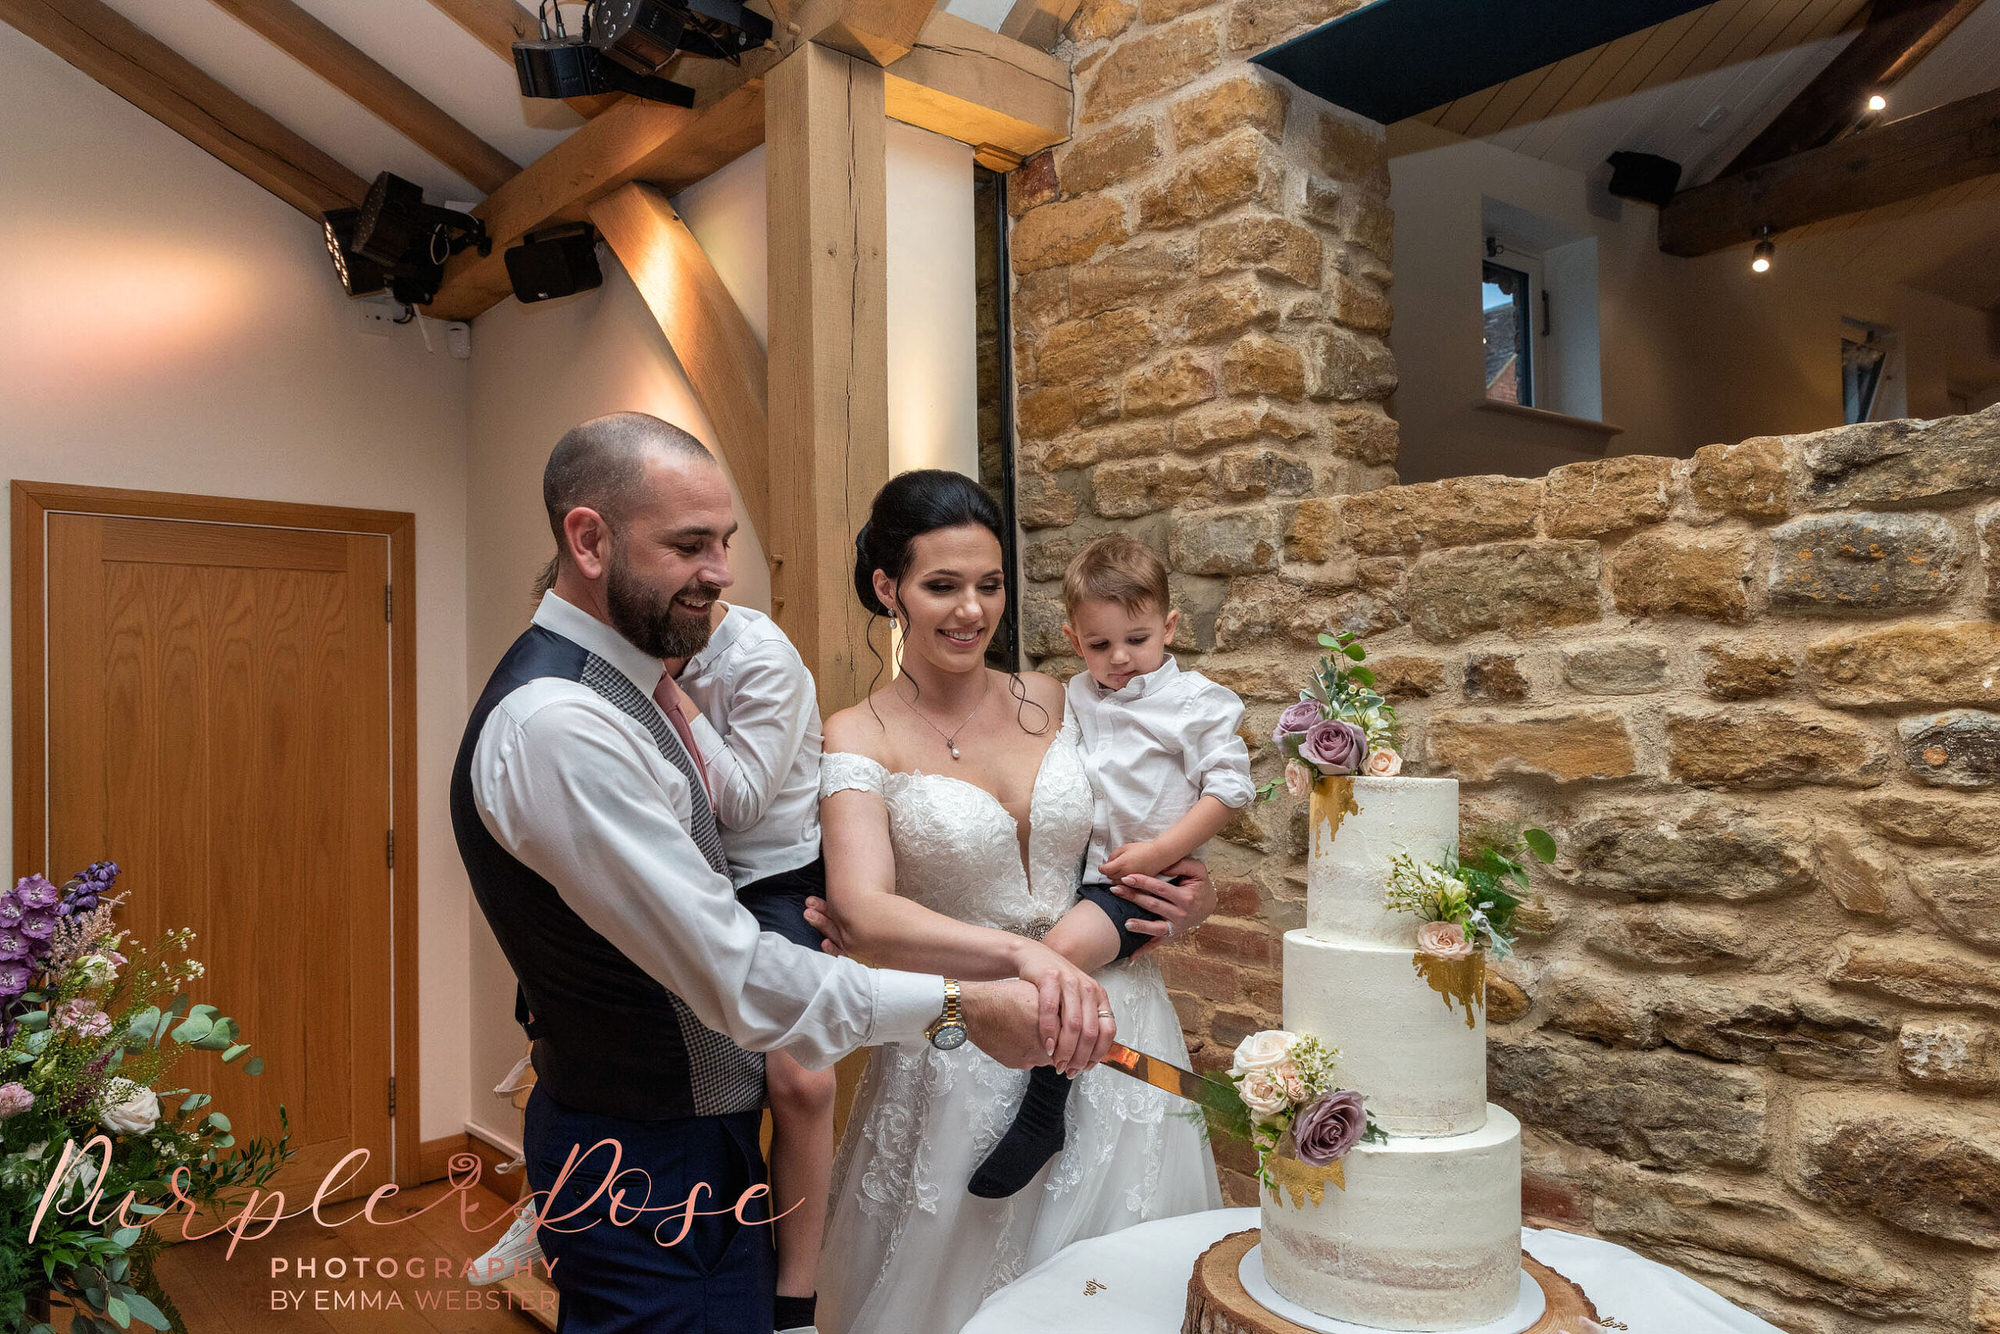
[
  {"left": 1388, "top": 123, "right": 2000, "bottom": 482},
  {"left": 0, "top": 27, "right": 475, "bottom": 1149}
]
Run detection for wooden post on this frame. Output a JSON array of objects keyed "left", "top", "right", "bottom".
[{"left": 766, "top": 43, "right": 891, "bottom": 717}]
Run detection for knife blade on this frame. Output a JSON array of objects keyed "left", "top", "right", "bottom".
[{"left": 1100, "top": 1041, "right": 1211, "bottom": 1103}]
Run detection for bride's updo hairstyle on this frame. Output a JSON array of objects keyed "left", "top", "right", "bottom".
[{"left": 852, "top": 469, "right": 1047, "bottom": 730}]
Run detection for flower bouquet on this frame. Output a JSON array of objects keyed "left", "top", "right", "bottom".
[
  {"left": 0, "top": 863, "right": 291, "bottom": 1334},
  {"left": 1264, "top": 631, "right": 1402, "bottom": 799},
  {"left": 1383, "top": 828, "right": 1557, "bottom": 962},
  {"left": 1207, "top": 1029, "right": 1383, "bottom": 1196}
]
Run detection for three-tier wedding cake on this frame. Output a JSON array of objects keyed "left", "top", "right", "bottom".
[{"left": 1258, "top": 775, "right": 1523, "bottom": 1331}]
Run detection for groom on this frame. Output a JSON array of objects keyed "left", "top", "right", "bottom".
[{"left": 452, "top": 412, "right": 1075, "bottom": 1334}]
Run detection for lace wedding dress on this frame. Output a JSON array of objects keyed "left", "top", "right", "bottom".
[{"left": 815, "top": 724, "right": 1222, "bottom": 1334}]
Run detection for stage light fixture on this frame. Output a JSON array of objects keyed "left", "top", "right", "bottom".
[
  {"left": 512, "top": 0, "right": 768, "bottom": 104},
  {"left": 1605, "top": 151, "right": 1683, "bottom": 208},
  {"left": 321, "top": 173, "right": 491, "bottom": 310},
  {"left": 1751, "top": 227, "right": 1775, "bottom": 274},
  {"left": 322, "top": 208, "right": 386, "bottom": 298},
  {"left": 513, "top": 34, "right": 695, "bottom": 104},
  {"left": 1867, "top": 93, "right": 1888, "bottom": 112},
  {"left": 505, "top": 224, "right": 605, "bottom": 303}
]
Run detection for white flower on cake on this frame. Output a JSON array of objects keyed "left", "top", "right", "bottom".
[
  {"left": 1363, "top": 749, "right": 1402, "bottom": 777},
  {"left": 1416, "top": 920, "right": 1473, "bottom": 959},
  {"left": 1283, "top": 760, "right": 1315, "bottom": 799},
  {"left": 1238, "top": 1070, "right": 1290, "bottom": 1123},
  {"left": 1231, "top": 1029, "right": 1297, "bottom": 1077}
]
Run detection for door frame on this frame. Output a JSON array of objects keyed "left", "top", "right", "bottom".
[{"left": 11, "top": 480, "right": 423, "bottom": 1186}]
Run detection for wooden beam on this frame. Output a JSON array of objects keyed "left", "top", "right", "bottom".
[
  {"left": 884, "top": 11, "right": 1071, "bottom": 169},
  {"left": 206, "top": 0, "right": 520, "bottom": 194},
  {"left": 425, "top": 0, "right": 538, "bottom": 64},
  {"left": 423, "top": 50, "right": 775, "bottom": 320},
  {"left": 1660, "top": 85, "right": 2000, "bottom": 257},
  {"left": 588, "top": 183, "right": 772, "bottom": 540},
  {"left": 1000, "top": 0, "right": 1084, "bottom": 52},
  {"left": 784, "top": 0, "right": 946, "bottom": 66},
  {"left": 766, "top": 43, "right": 889, "bottom": 716},
  {"left": 0, "top": 0, "right": 364, "bottom": 216},
  {"left": 1723, "top": 0, "right": 1982, "bottom": 175}
]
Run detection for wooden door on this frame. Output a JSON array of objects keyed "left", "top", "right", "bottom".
[{"left": 25, "top": 501, "right": 399, "bottom": 1201}]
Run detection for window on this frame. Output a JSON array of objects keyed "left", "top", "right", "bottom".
[{"left": 1482, "top": 259, "right": 1535, "bottom": 406}]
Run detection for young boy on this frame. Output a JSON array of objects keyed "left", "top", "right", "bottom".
[{"left": 968, "top": 533, "right": 1253, "bottom": 1199}]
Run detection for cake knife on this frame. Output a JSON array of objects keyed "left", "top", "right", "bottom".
[{"left": 1100, "top": 1042, "right": 1209, "bottom": 1102}]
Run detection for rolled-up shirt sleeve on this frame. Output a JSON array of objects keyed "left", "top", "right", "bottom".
[
  {"left": 1180, "top": 683, "right": 1255, "bottom": 809},
  {"left": 473, "top": 693, "right": 940, "bottom": 1068}
]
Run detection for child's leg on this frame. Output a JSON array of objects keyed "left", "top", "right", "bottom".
[
  {"left": 1075, "top": 882, "right": 1165, "bottom": 961},
  {"left": 766, "top": 1049, "right": 836, "bottom": 1324}
]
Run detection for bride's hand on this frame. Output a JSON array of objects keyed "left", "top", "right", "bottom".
[
  {"left": 1014, "top": 940, "right": 1114, "bottom": 1076},
  {"left": 803, "top": 896, "right": 847, "bottom": 958},
  {"left": 1111, "top": 859, "right": 1215, "bottom": 959}
]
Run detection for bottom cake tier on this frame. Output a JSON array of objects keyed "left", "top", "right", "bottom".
[{"left": 1259, "top": 1104, "right": 1522, "bottom": 1332}]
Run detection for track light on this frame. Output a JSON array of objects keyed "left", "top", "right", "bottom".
[
  {"left": 512, "top": 0, "right": 770, "bottom": 104},
  {"left": 505, "top": 224, "right": 604, "bottom": 303},
  {"left": 1751, "top": 227, "right": 1775, "bottom": 274},
  {"left": 1866, "top": 93, "right": 1887, "bottom": 112},
  {"left": 321, "top": 172, "right": 490, "bottom": 309}
]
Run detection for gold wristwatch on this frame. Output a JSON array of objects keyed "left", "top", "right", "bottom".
[{"left": 926, "top": 979, "right": 968, "bottom": 1050}]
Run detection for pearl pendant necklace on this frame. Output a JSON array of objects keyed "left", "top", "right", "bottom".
[{"left": 905, "top": 684, "right": 982, "bottom": 761}]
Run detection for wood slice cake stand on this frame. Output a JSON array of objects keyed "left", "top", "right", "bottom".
[{"left": 1183, "top": 1230, "right": 1600, "bottom": 1334}]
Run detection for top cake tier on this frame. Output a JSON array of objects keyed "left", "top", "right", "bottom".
[{"left": 1305, "top": 776, "right": 1459, "bottom": 948}]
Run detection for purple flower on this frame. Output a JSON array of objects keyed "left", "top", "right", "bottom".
[
  {"left": 17, "top": 911, "right": 55, "bottom": 942},
  {"left": 0, "top": 898, "right": 21, "bottom": 927},
  {"left": 1298, "top": 719, "right": 1368, "bottom": 776},
  {"left": 14, "top": 876, "right": 59, "bottom": 911},
  {"left": 1273, "top": 700, "right": 1324, "bottom": 745},
  {"left": 0, "top": 960, "right": 29, "bottom": 995},
  {"left": 1293, "top": 1089, "right": 1368, "bottom": 1167},
  {"left": 0, "top": 929, "right": 29, "bottom": 960},
  {"left": 0, "top": 1081, "right": 32, "bottom": 1119}
]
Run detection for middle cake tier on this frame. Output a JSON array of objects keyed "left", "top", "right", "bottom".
[{"left": 1284, "top": 930, "right": 1487, "bottom": 1136}]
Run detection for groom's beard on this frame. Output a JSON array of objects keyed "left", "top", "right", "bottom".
[{"left": 605, "top": 549, "right": 719, "bottom": 661}]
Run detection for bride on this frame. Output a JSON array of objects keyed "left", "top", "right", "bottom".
[{"left": 808, "top": 470, "right": 1223, "bottom": 1334}]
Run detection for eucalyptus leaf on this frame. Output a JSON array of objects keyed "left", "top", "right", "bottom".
[
  {"left": 210, "top": 1133, "right": 235, "bottom": 1148},
  {"left": 180, "top": 1093, "right": 210, "bottom": 1112},
  {"left": 169, "top": 1017, "right": 213, "bottom": 1046},
  {"left": 121, "top": 1292, "right": 168, "bottom": 1331},
  {"left": 244, "top": 1056, "right": 265, "bottom": 1076},
  {"left": 110, "top": 1228, "right": 141, "bottom": 1249},
  {"left": 222, "top": 1043, "right": 249, "bottom": 1062},
  {"left": 205, "top": 1112, "right": 231, "bottom": 1133}
]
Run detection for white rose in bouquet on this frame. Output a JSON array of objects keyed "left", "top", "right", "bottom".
[
  {"left": 1237, "top": 1070, "right": 1290, "bottom": 1124},
  {"left": 98, "top": 1077, "right": 161, "bottom": 1134},
  {"left": 1230, "top": 1029, "right": 1296, "bottom": 1078}
]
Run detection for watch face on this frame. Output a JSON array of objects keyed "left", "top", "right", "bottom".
[{"left": 931, "top": 1023, "right": 969, "bottom": 1050}]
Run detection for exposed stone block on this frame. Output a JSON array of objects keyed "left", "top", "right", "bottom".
[
  {"left": 1020, "top": 590, "right": 1067, "bottom": 656},
  {"left": 1080, "top": 16, "right": 1222, "bottom": 124},
  {"left": 1789, "top": 1090, "right": 2000, "bottom": 1247},
  {"left": 1666, "top": 707, "right": 1889, "bottom": 789},
  {"left": 1172, "top": 402, "right": 1310, "bottom": 454},
  {"left": 1016, "top": 386, "right": 1078, "bottom": 443},
  {"left": 1056, "top": 120, "right": 1159, "bottom": 196},
  {"left": 1489, "top": 1036, "right": 1767, "bottom": 1170},
  {"left": 1689, "top": 435, "right": 1793, "bottom": 518},
  {"left": 1121, "top": 351, "right": 1216, "bottom": 417},
  {"left": 1068, "top": 240, "right": 1192, "bottom": 320},
  {"left": 1307, "top": 326, "right": 1397, "bottom": 400},
  {"left": 1406, "top": 540, "right": 1601, "bottom": 641},
  {"left": 1010, "top": 267, "right": 1069, "bottom": 333},
  {"left": 1329, "top": 273, "right": 1391, "bottom": 334},
  {"left": 1586, "top": 904, "right": 1761, "bottom": 971},
  {"left": 1485, "top": 971, "right": 1529, "bottom": 1025},
  {"left": 1137, "top": 131, "right": 1281, "bottom": 231},
  {"left": 1462, "top": 652, "right": 1528, "bottom": 701},
  {"left": 1328, "top": 407, "right": 1399, "bottom": 465},
  {"left": 1368, "top": 654, "right": 1446, "bottom": 700},
  {"left": 1538, "top": 962, "right": 1657, "bottom": 1048},
  {"left": 1176, "top": 273, "right": 1279, "bottom": 342},
  {"left": 1091, "top": 456, "right": 1212, "bottom": 518},
  {"left": 1900, "top": 1019, "right": 2000, "bottom": 1092},
  {"left": 1016, "top": 471, "right": 1077, "bottom": 529},
  {"left": 1225, "top": 0, "right": 1364, "bottom": 51},
  {"left": 1702, "top": 641, "right": 1797, "bottom": 700},
  {"left": 1830, "top": 935, "right": 2000, "bottom": 1013},
  {"left": 1220, "top": 333, "right": 1305, "bottom": 399},
  {"left": 1981, "top": 501, "right": 2000, "bottom": 616},
  {"left": 1568, "top": 800, "right": 1816, "bottom": 901},
  {"left": 1011, "top": 195, "right": 1128, "bottom": 274},
  {"left": 1040, "top": 419, "right": 1170, "bottom": 472},
  {"left": 1807, "top": 621, "right": 2000, "bottom": 709},
  {"left": 1168, "top": 73, "right": 1288, "bottom": 148},
  {"left": 1068, "top": 0, "right": 1136, "bottom": 42},
  {"left": 1798, "top": 404, "right": 2000, "bottom": 508},
  {"left": 1215, "top": 448, "right": 1311, "bottom": 499},
  {"left": 1562, "top": 640, "right": 1669, "bottom": 695},
  {"left": 1768, "top": 511, "right": 1964, "bottom": 612},
  {"left": 1169, "top": 506, "right": 1282, "bottom": 575},
  {"left": 1337, "top": 476, "right": 1542, "bottom": 555},
  {"left": 1034, "top": 307, "right": 1158, "bottom": 387},
  {"left": 1285, "top": 496, "right": 1340, "bottom": 563},
  {"left": 1817, "top": 829, "right": 1899, "bottom": 916},
  {"left": 1197, "top": 216, "right": 1323, "bottom": 286},
  {"left": 1543, "top": 455, "right": 1675, "bottom": 536},
  {"left": 1909, "top": 859, "right": 2000, "bottom": 950},
  {"left": 1426, "top": 709, "right": 1636, "bottom": 782},
  {"left": 1608, "top": 526, "right": 1755, "bottom": 620},
  {"left": 1020, "top": 535, "right": 1077, "bottom": 584},
  {"left": 1859, "top": 792, "right": 2000, "bottom": 851},
  {"left": 1306, "top": 107, "right": 1389, "bottom": 192},
  {"left": 1655, "top": 985, "right": 1897, "bottom": 1080}
]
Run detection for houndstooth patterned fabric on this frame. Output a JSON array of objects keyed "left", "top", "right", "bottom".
[{"left": 579, "top": 653, "right": 764, "bottom": 1116}]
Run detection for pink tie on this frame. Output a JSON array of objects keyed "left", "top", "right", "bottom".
[{"left": 654, "top": 676, "right": 712, "bottom": 802}]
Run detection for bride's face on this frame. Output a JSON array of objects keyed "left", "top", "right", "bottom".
[{"left": 876, "top": 524, "right": 1005, "bottom": 676}]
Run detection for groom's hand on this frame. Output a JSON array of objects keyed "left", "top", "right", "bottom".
[{"left": 962, "top": 979, "right": 1078, "bottom": 1070}]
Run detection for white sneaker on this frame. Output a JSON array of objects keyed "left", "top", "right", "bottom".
[{"left": 467, "top": 1199, "right": 547, "bottom": 1285}]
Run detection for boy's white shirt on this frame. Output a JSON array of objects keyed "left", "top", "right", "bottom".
[
  {"left": 679, "top": 604, "right": 825, "bottom": 890},
  {"left": 1065, "top": 654, "right": 1253, "bottom": 887}
]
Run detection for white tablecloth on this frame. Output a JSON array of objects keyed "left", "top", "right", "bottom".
[{"left": 962, "top": 1207, "right": 1785, "bottom": 1334}]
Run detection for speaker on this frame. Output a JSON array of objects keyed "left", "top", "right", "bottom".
[
  {"left": 505, "top": 227, "right": 603, "bottom": 304},
  {"left": 1605, "top": 151, "right": 1682, "bottom": 207}
]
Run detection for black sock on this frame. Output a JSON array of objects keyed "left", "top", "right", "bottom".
[
  {"left": 773, "top": 1293, "right": 816, "bottom": 1330},
  {"left": 968, "top": 1066, "right": 1073, "bottom": 1199}
]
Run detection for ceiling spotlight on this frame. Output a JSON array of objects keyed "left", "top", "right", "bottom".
[
  {"left": 505, "top": 224, "right": 604, "bottom": 303},
  {"left": 513, "top": 0, "right": 770, "bottom": 104},
  {"left": 322, "top": 208, "right": 386, "bottom": 298},
  {"left": 1866, "top": 93, "right": 1888, "bottom": 112},
  {"left": 1751, "top": 227, "right": 1775, "bottom": 274},
  {"left": 321, "top": 173, "right": 490, "bottom": 309}
]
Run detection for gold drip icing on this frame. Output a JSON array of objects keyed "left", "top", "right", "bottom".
[
  {"left": 1266, "top": 1148, "right": 1347, "bottom": 1208},
  {"left": 1309, "top": 776, "right": 1360, "bottom": 846},
  {"left": 1412, "top": 950, "right": 1485, "bottom": 1031}
]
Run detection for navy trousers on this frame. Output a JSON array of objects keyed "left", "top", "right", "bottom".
[{"left": 523, "top": 1085, "right": 777, "bottom": 1334}]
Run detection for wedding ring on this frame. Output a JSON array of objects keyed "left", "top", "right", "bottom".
[{"left": 1096, "top": 1010, "right": 1114, "bottom": 1020}]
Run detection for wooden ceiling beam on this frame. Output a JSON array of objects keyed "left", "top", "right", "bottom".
[
  {"left": 590, "top": 183, "right": 771, "bottom": 540},
  {"left": 207, "top": 0, "right": 520, "bottom": 194},
  {"left": 1722, "top": 0, "right": 1982, "bottom": 176},
  {"left": 425, "top": 0, "right": 539, "bottom": 64},
  {"left": 1000, "top": 0, "right": 1085, "bottom": 53},
  {"left": 0, "top": 0, "right": 364, "bottom": 217},
  {"left": 781, "top": 0, "right": 946, "bottom": 66},
  {"left": 885, "top": 11, "right": 1071, "bottom": 170},
  {"left": 1660, "top": 84, "right": 2000, "bottom": 257}
]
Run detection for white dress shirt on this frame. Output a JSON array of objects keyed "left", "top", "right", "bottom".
[
  {"left": 469, "top": 591, "right": 942, "bottom": 1068},
  {"left": 679, "top": 604, "right": 823, "bottom": 889},
  {"left": 1066, "top": 654, "right": 1254, "bottom": 886}
]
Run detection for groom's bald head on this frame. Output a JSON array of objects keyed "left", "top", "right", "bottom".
[{"left": 543, "top": 412, "right": 714, "bottom": 545}]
